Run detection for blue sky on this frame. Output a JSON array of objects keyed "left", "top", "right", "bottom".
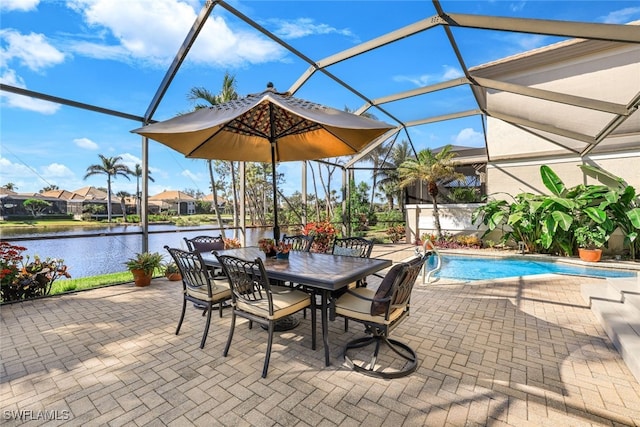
[{"left": 2, "top": 0, "right": 639, "bottom": 198}]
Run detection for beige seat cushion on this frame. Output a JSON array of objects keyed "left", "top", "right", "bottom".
[
  {"left": 335, "top": 288, "right": 405, "bottom": 325},
  {"left": 186, "top": 281, "right": 231, "bottom": 303},
  {"left": 236, "top": 285, "right": 311, "bottom": 320}
]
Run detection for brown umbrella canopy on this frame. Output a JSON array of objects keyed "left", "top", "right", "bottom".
[
  {"left": 131, "top": 85, "right": 394, "bottom": 162},
  {"left": 131, "top": 84, "right": 394, "bottom": 239}
]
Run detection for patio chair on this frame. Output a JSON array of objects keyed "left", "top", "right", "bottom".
[
  {"left": 214, "top": 252, "right": 316, "bottom": 378},
  {"left": 184, "top": 234, "right": 225, "bottom": 278},
  {"left": 334, "top": 253, "right": 428, "bottom": 379},
  {"left": 331, "top": 237, "right": 374, "bottom": 287},
  {"left": 281, "top": 233, "right": 313, "bottom": 252},
  {"left": 165, "top": 246, "right": 232, "bottom": 349}
]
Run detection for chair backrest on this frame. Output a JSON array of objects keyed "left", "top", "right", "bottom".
[
  {"left": 370, "top": 254, "right": 428, "bottom": 321},
  {"left": 281, "top": 234, "right": 313, "bottom": 252},
  {"left": 332, "top": 237, "right": 374, "bottom": 258},
  {"left": 183, "top": 235, "right": 224, "bottom": 253},
  {"left": 214, "top": 253, "right": 276, "bottom": 315},
  {"left": 165, "top": 246, "right": 212, "bottom": 297}
]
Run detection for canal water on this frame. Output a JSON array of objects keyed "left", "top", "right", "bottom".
[{"left": 1, "top": 225, "right": 275, "bottom": 278}]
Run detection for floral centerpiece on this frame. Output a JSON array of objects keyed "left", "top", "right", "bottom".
[
  {"left": 1, "top": 242, "right": 71, "bottom": 303},
  {"left": 223, "top": 237, "right": 242, "bottom": 249},
  {"left": 258, "top": 238, "right": 277, "bottom": 257},
  {"left": 258, "top": 238, "right": 292, "bottom": 258},
  {"left": 275, "top": 241, "right": 292, "bottom": 259}
]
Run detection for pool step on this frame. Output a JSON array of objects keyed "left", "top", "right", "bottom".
[{"left": 581, "top": 274, "right": 640, "bottom": 384}]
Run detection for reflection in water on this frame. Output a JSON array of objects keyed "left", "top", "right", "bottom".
[{"left": 3, "top": 225, "right": 276, "bottom": 278}]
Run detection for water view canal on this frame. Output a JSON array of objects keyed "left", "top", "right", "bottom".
[{"left": 2, "top": 224, "right": 274, "bottom": 278}]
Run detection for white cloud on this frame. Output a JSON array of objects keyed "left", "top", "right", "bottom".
[
  {"left": 118, "top": 153, "right": 142, "bottom": 170},
  {"left": 269, "top": 17, "right": 354, "bottom": 40},
  {"left": 600, "top": 7, "right": 640, "bottom": 24},
  {"left": 0, "top": 0, "right": 39, "bottom": 12},
  {"left": 73, "top": 137, "right": 99, "bottom": 150},
  {"left": 65, "top": 0, "right": 286, "bottom": 68},
  {"left": 0, "top": 29, "right": 65, "bottom": 71},
  {"left": 452, "top": 128, "right": 484, "bottom": 147},
  {"left": 42, "top": 163, "right": 75, "bottom": 178}
]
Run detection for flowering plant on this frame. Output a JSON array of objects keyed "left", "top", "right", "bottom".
[
  {"left": 275, "top": 241, "right": 292, "bottom": 254},
  {"left": 223, "top": 237, "right": 242, "bottom": 249},
  {"left": 301, "top": 221, "right": 336, "bottom": 253},
  {"left": 1, "top": 242, "right": 71, "bottom": 303},
  {"left": 258, "top": 238, "right": 276, "bottom": 254}
]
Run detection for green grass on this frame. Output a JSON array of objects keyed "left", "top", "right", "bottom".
[{"left": 49, "top": 271, "right": 161, "bottom": 295}]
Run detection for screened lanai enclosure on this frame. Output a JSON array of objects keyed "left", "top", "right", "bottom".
[{"left": 1, "top": 0, "right": 639, "bottom": 251}]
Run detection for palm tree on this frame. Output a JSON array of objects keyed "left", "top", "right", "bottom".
[
  {"left": 376, "top": 140, "right": 412, "bottom": 211},
  {"left": 84, "top": 155, "right": 133, "bottom": 222},
  {"left": 2, "top": 182, "right": 17, "bottom": 191},
  {"left": 39, "top": 185, "right": 59, "bottom": 193},
  {"left": 398, "top": 144, "right": 463, "bottom": 238},
  {"left": 133, "top": 164, "right": 154, "bottom": 216},
  {"left": 187, "top": 72, "right": 240, "bottom": 237},
  {"left": 116, "top": 190, "right": 130, "bottom": 221}
]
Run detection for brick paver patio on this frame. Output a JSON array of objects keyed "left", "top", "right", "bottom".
[{"left": 2, "top": 246, "right": 640, "bottom": 426}]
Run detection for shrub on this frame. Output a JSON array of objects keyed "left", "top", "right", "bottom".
[
  {"left": 386, "top": 225, "right": 406, "bottom": 243},
  {"left": 1, "top": 242, "right": 71, "bottom": 303},
  {"left": 301, "top": 221, "right": 337, "bottom": 253}
]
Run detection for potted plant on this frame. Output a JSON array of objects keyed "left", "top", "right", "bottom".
[
  {"left": 275, "top": 241, "right": 292, "bottom": 259},
  {"left": 163, "top": 261, "right": 182, "bottom": 281},
  {"left": 258, "top": 238, "right": 277, "bottom": 258},
  {"left": 575, "top": 225, "right": 608, "bottom": 262},
  {"left": 125, "top": 252, "right": 163, "bottom": 286}
]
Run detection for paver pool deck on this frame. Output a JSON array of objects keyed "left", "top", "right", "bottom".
[{"left": 2, "top": 245, "right": 639, "bottom": 426}]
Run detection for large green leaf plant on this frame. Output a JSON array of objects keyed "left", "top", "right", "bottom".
[{"left": 473, "top": 164, "right": 640, "bottom": 258}]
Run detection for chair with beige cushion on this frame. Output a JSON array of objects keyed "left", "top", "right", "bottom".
[
  {"left": 331, "top": 237, "right": 374, "bottom": 288},
  {"left": 184, "top": 235, "right": 225, "bottom": 277},
  {"left": 165, "top": 246, "right": 232, "bottom": 349},
  {"left": 334, "top": 253, "right": 428, "bottom": 379},
  {"left": 214, "top": 252, "right": 316, "bottom": 378}
]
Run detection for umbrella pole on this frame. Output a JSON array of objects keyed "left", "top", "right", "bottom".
[{"left": 271, "top": 141, "right": 280, "bottom": 241}]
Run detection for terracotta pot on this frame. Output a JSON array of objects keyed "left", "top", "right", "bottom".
[
  {"left": 166, "top": 272, "right": 182, "bottom": 281},
  {"left": 131, "top": 269, "right": 153, "bottom": 287},
  {"left": 578, "top": 248, "right": 602, "bottom": 262}
]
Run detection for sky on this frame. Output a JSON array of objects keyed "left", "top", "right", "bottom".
[{"left": 1, "top": 0, "right": 639, "bottom": 199}]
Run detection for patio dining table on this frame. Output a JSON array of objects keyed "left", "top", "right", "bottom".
[{"left": 201, "top": 247, "right": 392, "bottom": 366}]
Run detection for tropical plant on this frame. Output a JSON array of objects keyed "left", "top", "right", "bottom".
[
  {"left": 398, "top": 145, "right": 464, "bottom": 238},
  {"left": 124, "top": 252, "right": 163, "bottom": 275},
  {"left": 133, "top": 164, "right": 154, "bottom": 216},
  {"left": 23, "top": 198, "right": 52, "bottom": 217},
  {"left": 84, "top": 155, "right": 133, "bottom": 222},
  {"left": 163, "top": 261, "right": 180, "bottom": 274},
  {"left": 376, "top": 139, "right": 412, "bottom": 211},
  {"left": 187, "top": 72, "right": 240, "bottom": 237},
  {"left": 1, "top": 242, "right": 70, "bottom": 302},
  {"left": 473, "top": 164, "right": 638, "bottom": 257}
]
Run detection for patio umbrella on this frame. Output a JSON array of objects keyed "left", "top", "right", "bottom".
[{"left": 131, "top": 83, "right": 394, "bottom": 240}]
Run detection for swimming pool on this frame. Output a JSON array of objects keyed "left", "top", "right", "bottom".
[{"left": 429, "top": 254, "right": 637, "bottom": 281}]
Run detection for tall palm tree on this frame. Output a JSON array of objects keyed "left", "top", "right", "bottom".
[
  {"left": 2, "top": 182, "right": 17, "bottom": 191},
  {"left": 187, "top": 72, "right": 240, "bottom": 237},
  {"left": 398, "top": 144, "right": 463, "bottom": 238},
  {"left": 376, "top": 140, "right": 412, "bottom": 211},
  {"left": 84, "top": 155, "right": 132, "bottom": 222},
  {"left": 116, "top": 190, "right": 130, "bottom": 221},
  {"left": 133, "top": 164, "right": 154, "bottom": 216}
]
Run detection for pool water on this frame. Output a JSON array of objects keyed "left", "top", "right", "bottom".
[{"left": 429, "top": 254, "right": 637, "bottom": 281}]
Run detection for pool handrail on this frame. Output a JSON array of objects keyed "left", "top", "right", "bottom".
[{"left": 416, "top": 238, "right": 441, "bottom": 283}]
